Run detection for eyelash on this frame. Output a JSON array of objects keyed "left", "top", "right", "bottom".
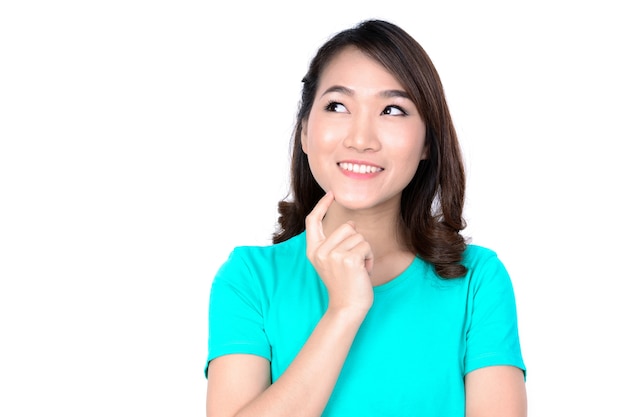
[
  {"left": 382, "top": 105, "right": 408, "bottom": 116},
  {"left": 324, "top": 101, "right": 408, "bottom": 116},
  {"left": 324, "top": 101, "right": 345, "bottom": 112}
]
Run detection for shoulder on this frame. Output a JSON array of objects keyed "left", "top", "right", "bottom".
[
  {"left": 462, "top": 244, "right": 499, "bottom": 268},
  {"left": 461, "top": 244, "right": 515, "bottom": 294},
  {"left": 215, "top": 232, "right": 307, "bottom": 284},
  {"left": 229, "top": 232, "right": 306, "bottom": 265}
]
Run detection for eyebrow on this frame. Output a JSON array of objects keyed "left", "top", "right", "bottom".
[
  {"left": 321, "top": 85, "right": 410, "bottom": 99},
  {"left": 321, "top": 85, "right": 354, "bottom": 97},
  {"left": 379, "top": 89, "right": 410, "bottom": 99}
]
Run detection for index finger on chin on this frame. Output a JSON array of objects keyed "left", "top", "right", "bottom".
[{"left": 305, "top": 191, "right": 334, "bottom": 244}]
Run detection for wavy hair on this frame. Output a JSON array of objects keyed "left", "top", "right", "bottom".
[{"left": 273, "top": 19, "right": 468, "bottom": 278}]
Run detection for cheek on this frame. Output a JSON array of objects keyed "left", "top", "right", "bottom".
[
  {"left": 397, "top": 154, "right": 422, "bottom": 182},
  {"left": 388, "top": 126, "right": 427, "bottom": 157},
  {"left": 305, "top": 111, "right": 349, "bottom": 150},
  {"left": 403, "top": 125, "right": 428, "bottom": 160},
  {"left": 392, "top": 135, "right": 427, "bottom": 176},
  {"left": 304, "top": 132, "right": 332, "bottom": 159}
]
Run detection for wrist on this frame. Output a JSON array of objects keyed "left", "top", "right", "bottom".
[{"left": 325, "top": 304, "right": 369, "bottom": 328}]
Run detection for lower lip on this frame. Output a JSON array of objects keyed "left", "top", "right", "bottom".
[{"left": 338, "top": 165, "right": 383, "bottom": 179}]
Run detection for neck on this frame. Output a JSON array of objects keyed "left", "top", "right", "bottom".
[
  {"left": 321, "top": 199, "right": 415, "bottom": 286},
  {"left": 321, "top": 200, "right": 407, "bottom": 258}
]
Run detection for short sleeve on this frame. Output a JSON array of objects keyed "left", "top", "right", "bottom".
[
  {"left": 464, "top": 253, "right": 526, "bottom": 378},
  {"left": 204, "top": 248, "right": 270, "bottom": 377}
]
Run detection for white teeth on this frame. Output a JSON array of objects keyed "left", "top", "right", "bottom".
[{"left": 338, "top": 162, "right": 383, "bottom": 174}]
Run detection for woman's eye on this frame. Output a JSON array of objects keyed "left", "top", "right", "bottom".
[
  {"left": 382, "top": 105, "right": 407, "bottom": 116},
  {"left": 325, "top": 102, "right": 348, "bottom": 113}
]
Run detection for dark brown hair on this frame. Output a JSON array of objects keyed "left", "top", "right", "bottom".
[{"left": 273, "top": 19, "right": 468, "bottom": 278}]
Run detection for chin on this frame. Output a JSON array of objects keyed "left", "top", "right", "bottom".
[
  {"left": 333, "top": 193, "right": 378, "bottom": 211},
  {"left": 330, "top": 186, "right": 402, "bottom": 213}
]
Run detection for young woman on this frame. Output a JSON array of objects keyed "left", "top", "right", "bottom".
[{"left": 205, "top": 19, "right": 526, "bottom": 417}]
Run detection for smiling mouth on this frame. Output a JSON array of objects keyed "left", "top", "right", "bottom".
[{"left": 338, "top": 162, "right": 384, "bottom": 174}]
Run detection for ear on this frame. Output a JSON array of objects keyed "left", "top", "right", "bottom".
[{"left": 301, "top": 119, "right": 309, "bottom": 154}]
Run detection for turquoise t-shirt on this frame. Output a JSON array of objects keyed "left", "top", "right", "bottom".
[{"left": 206, "top": 232, "right": 525, "bottom": 416}]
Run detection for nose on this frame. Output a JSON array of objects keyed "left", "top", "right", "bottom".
[{"left": 343, "top": 113, "right": 380, "bottom": 152}]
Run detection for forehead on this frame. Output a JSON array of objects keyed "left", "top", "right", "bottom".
[{"left": 318, "top": 46, "right": 404, "bottom": 91}]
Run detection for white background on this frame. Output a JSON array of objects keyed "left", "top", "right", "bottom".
[{"left": 1, "top": 0, "right": 624, "bottom": 416}]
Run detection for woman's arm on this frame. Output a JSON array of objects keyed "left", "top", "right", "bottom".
[
  {"left": 206, "top": 308, "right": 365, "bottom": 417},
  {"left": 465, "top": 365, "right": 527, "bottom": 417},
  {"left": 206, "top": 193, "right": 374, "bottom": 417}
]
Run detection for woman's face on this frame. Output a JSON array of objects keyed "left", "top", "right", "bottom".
[{"left": 302, "top": 46, "right": 428, "bottom": 212}]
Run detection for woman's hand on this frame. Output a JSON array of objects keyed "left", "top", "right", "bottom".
[
  {"left": 305, "top": 192, "right": 374, "bottom": 316},
  {"left": 207, "top": 192, "right": 376, "bottom": 417}
]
